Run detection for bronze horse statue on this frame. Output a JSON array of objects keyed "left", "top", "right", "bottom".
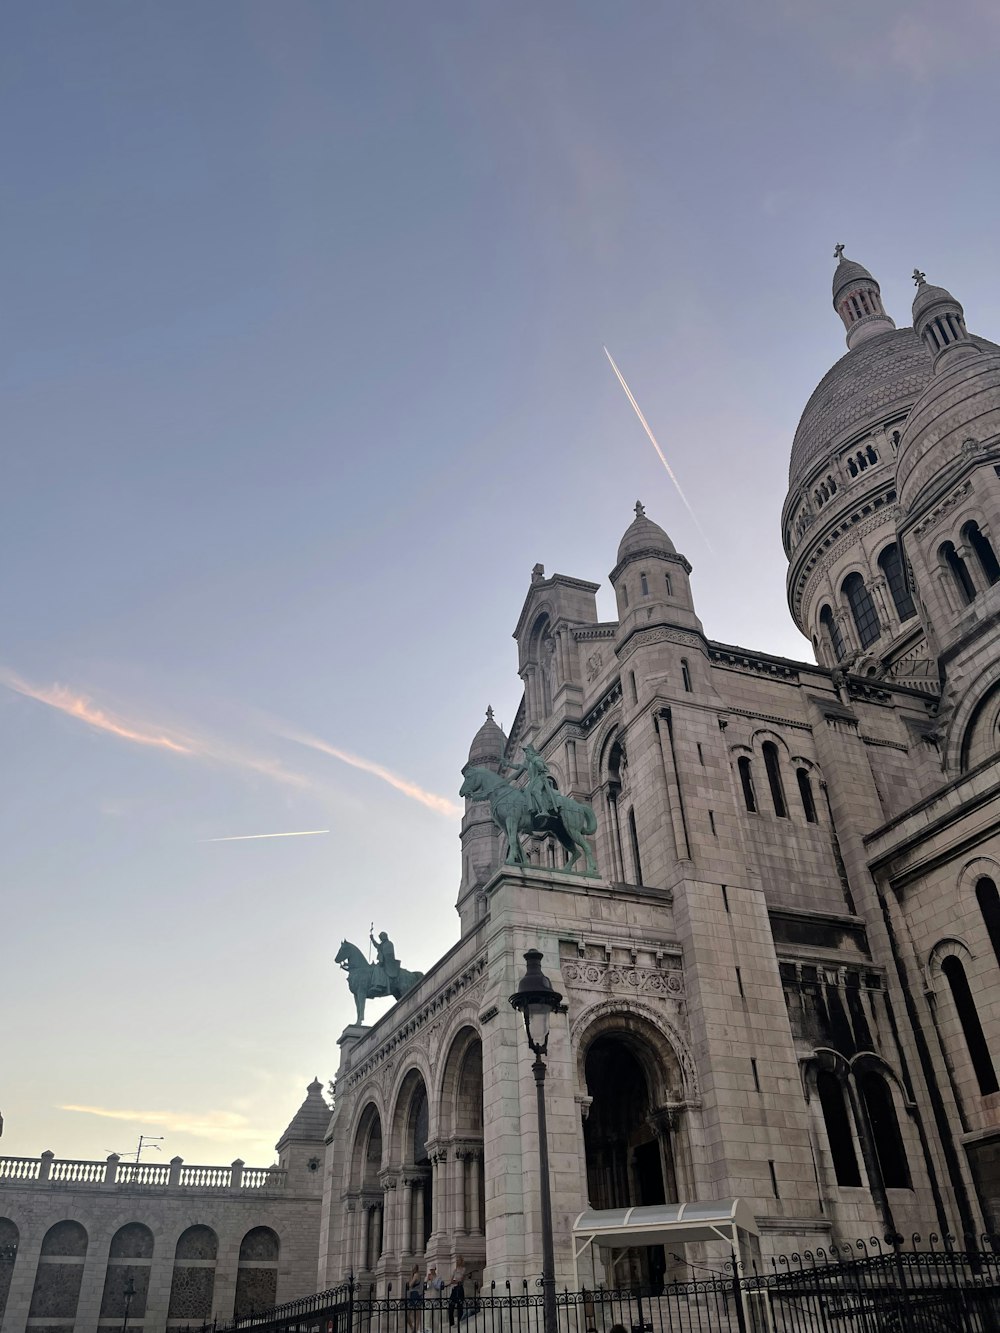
[
  {"left": 459, "top": 765, "right": 598, "bottom": 874},
  {"left": 335, "top": 939, "right": 423, "bottom": 1025}
]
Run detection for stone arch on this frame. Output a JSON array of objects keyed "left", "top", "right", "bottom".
[
  {"left": 849, "top": 1051, "right": 915, "bottom": 1107},
  {"left": 0, "top": 1218, "right": 19, "bottom": 1325},
  {"left": 387, "top": 1058, "right": 435, "bottom": 1153},
  {"left": 390, "top": 1067, "right": 432, "bottom": 1167},
  {"left": 954, "top": 670, "right": 1000, "bottom": 774},
  {"left": 437, "top": 1024, "right": 486, "bottom": 1249},
  {"left": 748, "top": 727, "right": 792, "bottom": 756},
  {"left": 925, "top": 936, "right": 976, "bottom": 990},
  {"left": 234, "top": 1227, "right": 280, "bottom": 1318},
  {"left": 29, "top": 1220, "right": 88, "bottom": 1324},
  {"left": 571, "top": 998, "right": 698, "bottom": 1106},
  {"left": 590, "top": 717, "right": 623, "bottom": 788},
  {"left": 350, "top": 1100, "right": 385, "bottom": 1193},
  {"left": 167, "top": 1225, "right": 218, "bottom": 1323},
  {"left": 100, "top": 1223, "right": 154, "bottom": 1323}
]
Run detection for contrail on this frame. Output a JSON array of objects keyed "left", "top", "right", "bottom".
[
  {"left": 603, "top": 346, "right": 714, "bottom": 553},
  {"left": 0, "top": 669, "right": 192, "bottom": 754},
  {"left": 275, "top": 727, "right": 461, "bottom": 817},
  {"left": 200, "top": 829, "right": 330, "bottom": 843}
]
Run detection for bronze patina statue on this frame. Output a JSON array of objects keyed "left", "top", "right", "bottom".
[
  {"left": 460, "top": 744, "right": 598, "bottom": 874},
  {"left": 335, "top": 933, "right": 423, "bottom": 1025}
]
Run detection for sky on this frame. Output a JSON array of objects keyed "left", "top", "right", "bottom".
[{"left": 3, "top": 1, "right": 1000, "bottom": 1167}]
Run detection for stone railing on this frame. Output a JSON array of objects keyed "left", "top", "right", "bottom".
[{"left": 0, "top": 1152, "right": 287, "bottom": 1194}]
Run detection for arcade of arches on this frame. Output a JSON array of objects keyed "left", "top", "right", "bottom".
[{"left": 344, "top": 1031, "right": 486, "bottom": 1280}]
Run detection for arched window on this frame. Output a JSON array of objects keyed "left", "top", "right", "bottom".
[
  {"left": 878, "top": 544, "right": 916, "bottom": 622},
  {"left": 100, "top": 1224, "right": 153, "bottom": 1323},
  {"left": 843, "top": 573, "right": 880, "bottom": 648},
  {"left": 762, "top": 742, "right": 787, "bottom": 817},
  {"left": 738, "top": 756, "right": 757, "bottom": 813},
  {"left": 640, "top": 572, "right": 649, "bottom": 597},
  {"left": 816, "top": 1071, "right": 861, "bottom": 1186},
  {"left": 858, "top": 1073, "right": 910, "bottom": 1189},
  {"left": 975, "top": 877, "right": 1000, "bottom": 971},
  {"left": 664, "top": 572, "right": 672, "bottom": 596},
  {"left": 234, "top": 1228, "right": 280, "bottom": 1319},
  {"left": 168, "top": 1226, "right": 218, "bottom": 1322},
  {"left": 29, "top": 1222, "right": 88, "bottom": 1323},
  {"left": 819, "top": 605, "right": 845, "bottom": 661},
  {"left": 941, "top": 955, "right": 999, "bottom": 1095},
  {"left": 797, "top": 768, "right": 818, "bottom": 823},
  {"left": 963, "top": 521, "right": 1000, "bottom": 586},
  {"left": 681, "top": 659, "right": 692, "bottom": 692},
  {"left": 628, "top": 807, "right": 643, "bottom": 885},
  {"left": 941, "top": 541, "right": 976, "bottom": 605},
  {"left": 621, "top": 582, "right": 629, "bottom": 608},
  {"left": 0, "top": 1218, "right": 19, "bottom": 1324}
]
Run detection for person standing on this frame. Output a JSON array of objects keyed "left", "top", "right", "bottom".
[
  {"left": 405, "top": 1265, "right": 423, "bottom": 1333},
  {"left": 447, "top": 1256, "right": 466, "bottom": 1326}
]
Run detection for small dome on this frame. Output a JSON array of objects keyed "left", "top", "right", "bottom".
[
  {"left": 896, "top": 347, "right": 1000, "bottom": 506},
  {"left": 616, "top": 501, "right": 676, "bottom": 565},
  {"left": 832, "top": 256, "right": 875, "bottom": 304},
  {"left": 468, "top": 706, "right": 506, "bottom": 765},
  {"left": 912, "top": 280, "right": 956, "bottom": 324}
]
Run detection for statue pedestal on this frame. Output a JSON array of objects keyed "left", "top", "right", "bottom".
[{"left": 337, "top": 1023, "right": 369, "bottom": 1052}]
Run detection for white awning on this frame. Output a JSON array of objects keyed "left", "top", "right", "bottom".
[{"left": 571, "top": 1199, "right": 759, "bottom": 1255}]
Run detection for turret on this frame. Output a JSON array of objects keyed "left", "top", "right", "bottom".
[
  {"left": 275, "top": 1078, "right": 330, "bottom": 1195},
  {"left": 832, "top": 243, "right": 896, "bottom": 349},
  {"left": 458, "top": 707, "right": 507, "bottom": 932},
  {"left": 610, "top": 502, "right": 701, "bottom": 636}
]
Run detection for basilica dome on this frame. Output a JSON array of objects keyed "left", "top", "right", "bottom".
[{"left": 788, "top": 327, "right": 933, "bottom": 488}]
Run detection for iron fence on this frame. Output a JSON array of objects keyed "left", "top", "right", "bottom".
[{"left": 202, "top": 1235, "right": 1000, "bottom": 1333}]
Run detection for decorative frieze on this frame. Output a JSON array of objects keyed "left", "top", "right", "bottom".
[
  {"left": 911, "top": 479, "right": 973, "bottom": 536},
  {"left": 562, "top": 961, "right": 684, "bottom": 996}
]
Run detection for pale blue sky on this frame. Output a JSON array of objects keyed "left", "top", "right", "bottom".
[{"left": 3, "top": 2, "right": 1000, "bottom": 1165}]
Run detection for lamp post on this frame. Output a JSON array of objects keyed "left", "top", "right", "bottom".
[
  {"left": 509, "top": 949, "right": 563, "bottom": 1333},
  {"left": 121, "top": 1275, "right": 136, "bottom": 1333}
]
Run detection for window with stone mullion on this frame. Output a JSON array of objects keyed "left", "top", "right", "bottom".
[
  {"left": 878, "top": 544, "right": 916, "bottom": 622},
  {"left": 843, "top": 573, "right": 880, "bottom": 648}
]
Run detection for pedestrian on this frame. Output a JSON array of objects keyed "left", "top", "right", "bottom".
[
  {"left": 424, "top": 1264, "right": 445, "bottom": 1333},
  {"left": 405, "top": 1264, "right": 423, "bottom": 1333},
  {"left": 447, "top": 1256, "right": 466, "bottom": 1326}
]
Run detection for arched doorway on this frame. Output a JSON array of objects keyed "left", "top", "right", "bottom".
[
  {"left": 439, "top": 1028, "right": 486, "bottom": 1265},
  {"left": 583, "top": 1036, "right": 678, "bottom": 1291},
  {"left": 350, "top": 1104, "right": 384, "bottom": 1277}
]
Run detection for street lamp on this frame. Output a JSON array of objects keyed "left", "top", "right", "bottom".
[
  {"left": 509, "top": 949, "right": 563, "bottom": 1333},
  {"left": 121, "top": 1275, "right": 136, "bottom": 1333}
]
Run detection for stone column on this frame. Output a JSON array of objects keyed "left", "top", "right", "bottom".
[
  {"left": 413, "top": 1179, "right": 426, "bottom": 1254},
  {"left": 469, "top": 1147, "right": 483, "bottom": 1235},
  {"left": 401, "top": 1176, "right": 415, "bottom": 1257},
  {"left": 431, "top": 1146, "right": 448, "bottom": 1241},
  {"left": 454, "top": 1149, "right": 469, "bottom": 1235},
  {"left": 378, "top": 1171, "right": 399, "bottom": 1265},
  {"left": 343, "top": 1199, "right": 358, "bottom": 1277}
]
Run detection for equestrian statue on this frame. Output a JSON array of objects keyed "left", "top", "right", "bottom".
[
  {"left": 335, "top": 932, "right": 423, "bottom": 1025},
  {"left": 460, "top": 743, "right": 598, "bottom": 875}
]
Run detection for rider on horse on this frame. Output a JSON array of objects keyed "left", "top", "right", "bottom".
[
  {"left": 502, "top": 744, "right": 560, "bottom": 818},
  {"left": 369, "top": 930, "right": 400, "bottom": 996}
]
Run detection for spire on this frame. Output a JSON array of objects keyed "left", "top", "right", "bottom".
[
  {"left": 831, "top": 245, "right": 896, "bottom": 350},
  {"left": 911, "top": 269, "right": 978, "bottom": 371},
  {"left": 275, "top": 1078, "right": 330, "bottom": 1150}
]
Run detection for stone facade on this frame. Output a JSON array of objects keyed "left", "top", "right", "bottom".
[
  {"left": 0, "top": 1083, "right": 328, "bottom": 1333},
  {"left": 6, "top": 252, "right": 1000, "bottom": 1327},
  {"left": 322, "top": 254, "right": 1000, "bottom": 1296}
]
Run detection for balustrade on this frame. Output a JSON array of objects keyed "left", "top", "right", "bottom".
[
  {"left": 49, "top": 1158, "right": 107, "bottom": 1184},
  {"left": 0, "top": 1154, "right": 287, "bottom": 1193},
  {"left": 179, "top": 1163, "right": 232, "bottom": 1188},
  {"left": 0, "top": 1156, "right": 41, "bottom": 1180}
]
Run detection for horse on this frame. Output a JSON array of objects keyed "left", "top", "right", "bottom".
[
  {"left": 335, "top": 940, "right": 424, "bottom": 1025},
  {"left": 459, "top": 766, "right": 598, "bottom": 875}
]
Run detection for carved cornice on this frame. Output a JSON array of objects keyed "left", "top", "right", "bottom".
[
  {"left": 562, "top": 961, "right": 684, "bottom": 997},
  {"left": 617, "top": 625, "right": 704, "bottom": 665},
  {"left": 726, "top": 707, "right": 812, "bottom": 733},
  {"left": 346, "top": 956, "right": 487, "bottom": 1090},
  {"left": 609, "top": 548, "right": 692, "bottom": 583},
  {"left": 581, "top": 679, "right": 623, "bottom": 732},
  {"left": 708, "top": 647, "right": 800, "bottom": 681},
  {"left": 910, "top": 479, "right": 973, "bottom": 537},
  {"left": 573, "top": 625, "right": 617, "bottom": 642}
]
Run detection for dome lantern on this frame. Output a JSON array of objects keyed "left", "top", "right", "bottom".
[
  {"left": 911, "top": 269, "right": 979, "bottom": 371},
  {"left": 832, "top": 243, "right": 896, "bottom": 349}
]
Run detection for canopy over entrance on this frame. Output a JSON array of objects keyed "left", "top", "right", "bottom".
[{"left": 572, "top": 1198, "right": 758, "bottom": 1257}]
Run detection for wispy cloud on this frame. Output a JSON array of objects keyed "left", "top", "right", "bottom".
[
  {"left": 200, "top": 828, "right": 330, "bottom": 843},
  {"left": 1, "top": 669, "right": 191, "bottom": 754},
  {"left": 60, "top": 1103, "right": 250, "bottom": 1141},
  {"left": 277, "top": 727, "right": 461, "bottom": 817},
  {"left": 1, "top": 666, "right": 310, "bottom": 791}
]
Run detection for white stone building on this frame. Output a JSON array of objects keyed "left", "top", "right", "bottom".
[
  {"left": 4, "top": 252, "right": 1000, "bottom": 1330},
  {"left": 0, "top": 1081, "right": 328, "bottom": 1333},
  {"left": 321, "top": 254, "right": 1000, "bottom": 1296}
]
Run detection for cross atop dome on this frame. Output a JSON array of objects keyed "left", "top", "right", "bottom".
[
  {"left": 485, "top": 705, "right": 494, "bottom": 723},
  {"left": 833, "top": 242, "right": 845, "bottom": 261},
  {"left": 913, "top": 269, "right": 926, "bottom": 287},
  {"left": 634, "top": 500, "right": 645, "bottom": 519}
]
